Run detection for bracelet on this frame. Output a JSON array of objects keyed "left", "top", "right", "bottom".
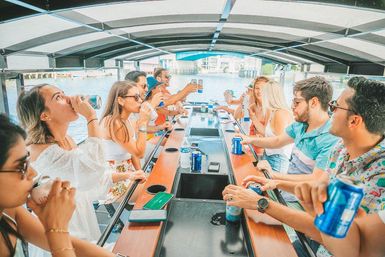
[
  {"left": 46, "top": 228, "right": 69, "bottom": 233},
  {"left": 87, "top": 118, "right": 98, "bottom": 126},
  {"left": 51, "top": 247, "right": 75, "bottom": 254}
]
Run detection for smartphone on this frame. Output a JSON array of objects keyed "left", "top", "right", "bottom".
[
  {"left": 143, "top": 192, "right": 173, "bottom": 210},
  {"left": 208, "top": 162, "right": 220, "bottom": 172},
  {"left": 128, "top": 209, "right": 167, "bottom": 223}
]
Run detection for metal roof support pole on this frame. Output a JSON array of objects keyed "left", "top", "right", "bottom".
[
  {"left": 134, "top": 61, "right": 140, "bottom": 71},
  {"left": 115, "top": 59, "right": 123, "bottom": 81},
  {"left": 304, "top": 64, "right": 310, "bottom": 79},
  {"left": 15, "top": 73, "right": 25, "bottom": 96},
  {"left": 279, "top": 66, "right": 286, "bottom": 87},
  {"left": 0, "top": 74, "right": 10, "bottom": 115}
]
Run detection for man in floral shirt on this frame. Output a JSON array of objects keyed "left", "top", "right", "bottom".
[{"left": 223, "top": 77, "right": 385, "bottom": 256}]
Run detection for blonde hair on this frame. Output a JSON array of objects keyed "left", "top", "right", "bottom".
[
  {"left": 101, "top": 80, "right": 136, "bottom": 143},
  {"left": 17, "top": 84, "right": 54, "bottom": 145},
  {"left": 261, "top": 80, "right": 290, "bottom": 114}
]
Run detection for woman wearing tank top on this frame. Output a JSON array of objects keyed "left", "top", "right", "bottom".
[
  {"left": 100, "top": 81, "right": 149, "bottom": 204},
  {"left": 250, "top": 80, "right": 293, "bottom": 173}
]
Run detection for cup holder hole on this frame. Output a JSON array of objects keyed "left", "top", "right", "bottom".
[{"left": 147, "top": 184, "right": 167, "bottom": 194}]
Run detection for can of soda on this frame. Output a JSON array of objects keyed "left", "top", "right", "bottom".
[
  {"left": 232, "top": 137, "right": 243, "bottom": 155},
  {"left": 198, "top": 79, "right": 203, "bottom": 93},
  {"left": 87, "top": 95, "right": 102, "bottom": 109},
  {"left": 158, "top": 101, "right": 164, "bottom": 107},
  {"left": 226, "top": 204, "right": 241, "bottom": 223},
  {"left": 191, "top": 150, "right": 202, "bottom": 172},
  {"left": 314, "top": 174, "right": 364, "bottom": 238},
  {"left": 247, "top": 182, "right": 263, "bottom": 195}
]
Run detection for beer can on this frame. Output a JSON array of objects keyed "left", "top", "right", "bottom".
[
  {"left": 226, "top": 204, "right": 241, "bottom": 223},
  {"left": 314, "top": 174, "right": 364, "bottom": 238},
  {"left": 191, "top": 150, "right": 202, "bottom": 172},
  {"left": 88, "top": 95, "right": 102, "bottom": 109},
  {"left": 158, "top": 101, "right": 164, "bottom": 107},
  {"left": 247, "top": 182, "right": 263, "bottom": 195},
  {"left": 232, "top": 137, "right": 243, "bottom": 155}
]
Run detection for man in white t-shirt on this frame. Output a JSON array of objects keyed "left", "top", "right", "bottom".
[{"left": 295, "top": 181, "right": 385, "bottom": 257}]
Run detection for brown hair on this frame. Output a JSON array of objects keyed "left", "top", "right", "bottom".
[
  {"left": 154, "top": 68, "right": 167, "bottom": 80},
  {"left": 293, "top": 76, "right": 333, "bottom": 111},
  {"left": 101, "top": 81, "right": 136, "bottom": 143},
  {"left": 16, "top": 84, "right": 54, "bottom": 145}
]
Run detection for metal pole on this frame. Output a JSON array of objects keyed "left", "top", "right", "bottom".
[{"left": 0, "top": 74, "right": 9, "bottom": 115}]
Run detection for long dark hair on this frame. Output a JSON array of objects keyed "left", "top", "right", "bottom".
[
  {"left": 0, "top": 114, "right": 27, "bottom": 256},
  {"left": 101, "top": 81, "right": 136, "bottom": 143}
]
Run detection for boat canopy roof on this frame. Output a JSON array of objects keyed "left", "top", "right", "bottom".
[{"left": 1, "top": 0, "right": 385, "bottom": 74}]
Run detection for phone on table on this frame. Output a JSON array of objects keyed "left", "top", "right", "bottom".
[
  {"left": 128, "top": 209, "right": 167, "bottom": 223},
  {"left": 208, "top": 162, "right": 220, "bottom": 172},
  {"left": 143, "top": 192, "right": 174, "bottom": 210}
]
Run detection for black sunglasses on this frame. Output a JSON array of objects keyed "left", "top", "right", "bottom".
[
  {"left": 0, "top": 152, "right": 30, "bottom": 179},
  {"left": 328, "top": 100, "right": 356, "bottom": 114},
  {"left": 123, "top": 94, "right": 142, "bottom": 102}
]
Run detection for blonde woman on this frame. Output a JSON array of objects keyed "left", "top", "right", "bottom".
[
  {"left": 248, "top": 76, "right": 270, "bottom": 156},
  {"left": 254, "top": 80, "right": 293, "bottom": 173},
  {"left": 16, "top": 84, "right": 144, "bottom": 242},
  {"left": 100, "top": 81, "right": 149, "bottom": 204}
]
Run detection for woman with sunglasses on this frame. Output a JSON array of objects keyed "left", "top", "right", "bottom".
[
  {"left": 100, "top": 81, "right": 149, "bottom": 205},
  {"left": 0, "top": 114, "right": 115, "bottom": 257},
  {"left": 16, "top": 84, "right": 142, "bottom": 243}
]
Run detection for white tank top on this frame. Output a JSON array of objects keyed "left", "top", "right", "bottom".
[
  {"left": 102, "top": 139, "right": 131, "bottom": 161},
  {"left": 264, "top": 110, "right": 293, "bottom": 159},
  {"left": 103, "top": 120, "right": 135, "bottom": 161}
]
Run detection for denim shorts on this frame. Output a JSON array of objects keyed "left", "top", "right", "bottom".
[{"left": 263, "top": 152, "right": 290, "bottom": 173}]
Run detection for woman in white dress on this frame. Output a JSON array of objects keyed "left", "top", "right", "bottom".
[{"left": 16, "top": 84, "right": 146, "bottom": 242}]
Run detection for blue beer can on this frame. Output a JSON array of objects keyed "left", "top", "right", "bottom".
[
  {"left": 191, "top": 150, "right": 202, "bottom": 172},
  {"left": 247, "top": 183, "right": 263, "bottom": 195},
  {"left": 314, "top": 174, "right": 364, "bottom": 238},
  {"left": 158, "top": 101, "right": 164, "bottom": 107},
  {"left": 87, "top": 95, "right": 102, "bottom": 109},
  {"left": 232, "top": 137, "right": 243, "bottom": 155},
  {"left": 226, "top": 204, "right": 241, "bottom": 223}
]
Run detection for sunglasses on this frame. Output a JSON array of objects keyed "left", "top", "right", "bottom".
[
  {"left": 328, "top": 100, "right": 356, "bottom": 114},
  {"left": 123, "top": 94, "right": 142, "bottom": 102},
  {"left": 0, "top": 152, "right": 30, "bottom": 179}
]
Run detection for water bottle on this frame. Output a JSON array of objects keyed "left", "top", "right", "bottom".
[
  {"left": 208, "top": 100, "right": 214, "bottom": 114},
  {"left": 180, "top": 138, "right": 191, "bottom": 169}
]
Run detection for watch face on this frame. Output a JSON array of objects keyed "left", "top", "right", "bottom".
[{"left": 259, "top": 198, "right": 269, "bottom": 209}]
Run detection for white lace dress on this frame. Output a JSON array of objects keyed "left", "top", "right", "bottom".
[{"left": 31, "top": 137, "right": 114, "bottom": 241}]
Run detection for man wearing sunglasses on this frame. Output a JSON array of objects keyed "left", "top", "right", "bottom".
[
  {"left": 153, "top": 68, "right": 202, "bottom": 126},
  {"left": 223, "top": 77, "right": 385, "bottom": 256}
]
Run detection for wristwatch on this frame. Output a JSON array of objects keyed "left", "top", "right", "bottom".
[{"left": 256, "top": 198, "right": 269, "bottom": 213}]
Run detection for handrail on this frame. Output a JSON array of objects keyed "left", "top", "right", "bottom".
[
  {"left": 232, "top": 118, "right": 317, "bottom": 257},
  {"left": 97, "top": 116, "right": 178, "bottom": 247}
]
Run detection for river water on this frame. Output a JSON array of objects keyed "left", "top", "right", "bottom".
[{"left": 6, "top": 73, "right": 346, "bottom": 142}]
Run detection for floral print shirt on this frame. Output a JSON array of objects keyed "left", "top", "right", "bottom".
[{"left": 327, "top": 137, "right": 385, "bottom": 213}]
